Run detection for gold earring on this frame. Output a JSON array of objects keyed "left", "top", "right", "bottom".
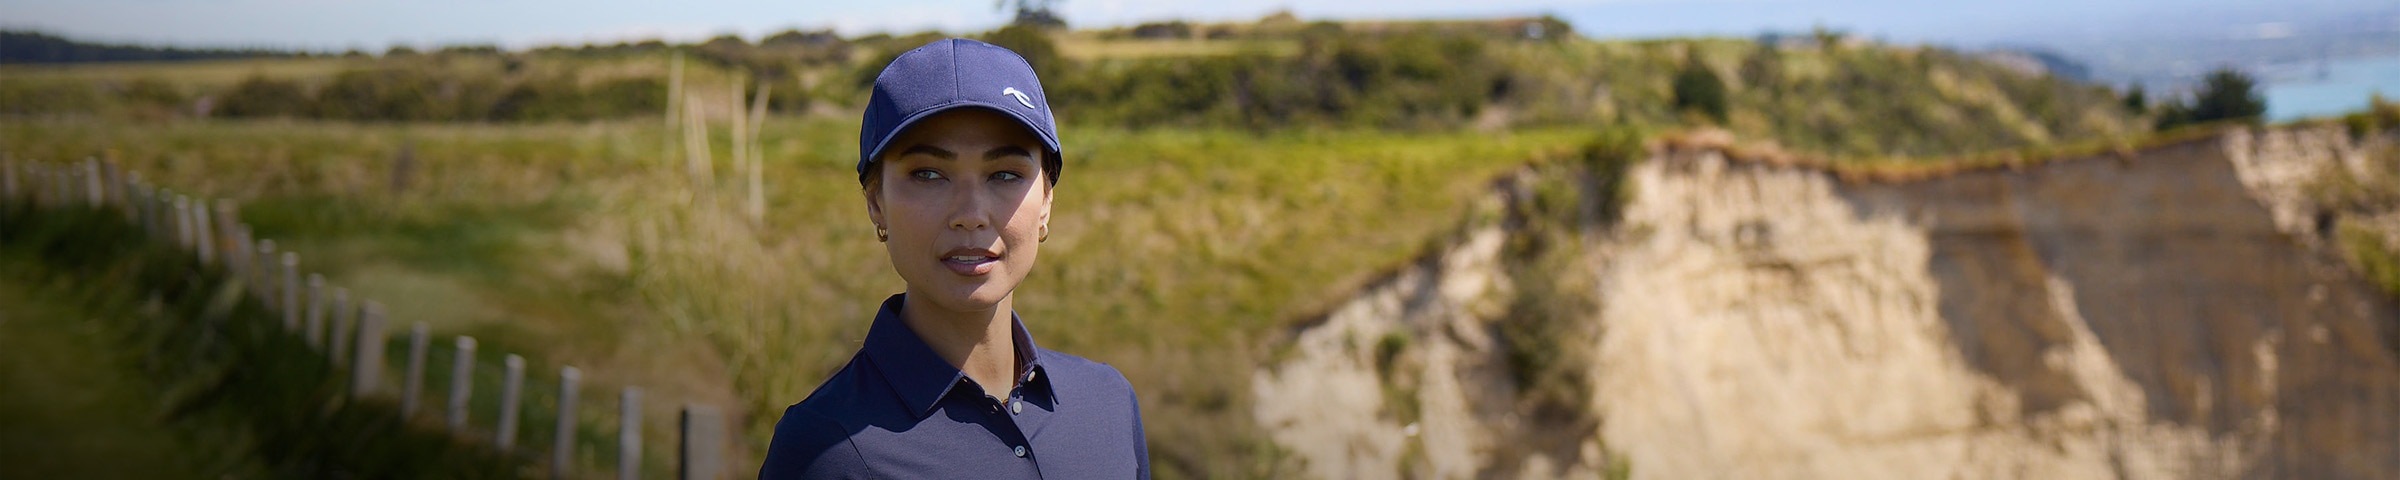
[
  {"left": 876, "top": 225, "right": 888, "bottom": 242},
  {"left": 1038, "top": 225, "right": 1048, "bottom": 243}
]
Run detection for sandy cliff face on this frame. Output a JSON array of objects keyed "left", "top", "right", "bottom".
[{"left": 1255, "top": 126, "right": 2400, "bottom": 479}]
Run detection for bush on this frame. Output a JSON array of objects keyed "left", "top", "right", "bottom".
[
  {"left": 978, "top": 24, "right": 1065, "bottom": 81},
  {"left": 315, "top": 67, "right": 441, "bottom": 121},
  {"left": 2159, "top": 67, "right": 2265, "bottom": 129},
  {"left": 2341, "top": 94, "right": 2400, "bottom": 139},
  {"left": 213, "top": 75, "right": 309, "bottom": 118},
  {"left": 1673, "top": 55, "right": 1728, "bottom": 123}
]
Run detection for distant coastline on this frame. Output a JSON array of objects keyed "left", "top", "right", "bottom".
[{"left": 2263, "top": 54, "right": 2400, "bottom": 122}]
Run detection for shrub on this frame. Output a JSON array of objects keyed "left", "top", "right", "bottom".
[
  {"left": 1672, "top": 55, "right": 1729, "bottom": 123},
  {"left": 2159, "top": 67, "right": 2265, "bottom": 129},
  {"left": 214, "top": 75, "right": 309, "bottom": 118},
  {"left": 314, "top": 67, "right": 441, "bottom": 121},
  {"left": 978, "top": 24, "right": 1065, "bottom": 81}
]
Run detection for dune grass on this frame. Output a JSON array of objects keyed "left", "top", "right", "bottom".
[
  {"left": 0, "top": 258, "right": 230, "bottom": 479},
  {"left": 2, "top": 115, "right": 1592, "bottom": 477}
]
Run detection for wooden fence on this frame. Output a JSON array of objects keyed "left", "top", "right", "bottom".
[{"left": 1, "top": 154, "right": 732, "bottom": 480}]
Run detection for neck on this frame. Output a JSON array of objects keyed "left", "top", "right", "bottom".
[{"left": 898, "top": 292, "right": 1018, "bottom": 400}]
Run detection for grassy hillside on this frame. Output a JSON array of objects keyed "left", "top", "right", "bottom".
[
  {"left": 0, "top": 17, "right": 2157, "bottom": 478},
  {"left": 6, "top": 18, "right": 2140, "bottom": 158},
  {"left": 2, "top": 117, "right": 1593, "bottom": 476}
]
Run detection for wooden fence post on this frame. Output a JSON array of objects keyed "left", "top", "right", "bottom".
[
  {"left": 192, "top": 198, "right": 214, "bottom": 265},
  {"left": 139, "top": 184, "right": 156, "bottom": 235},
  {"left": 281, "top": 253, "right": 301, "bottom": 332},
  {"left": 329, "top": 287, "right": 353, "bottom": 366},
  {"left": 449, "top": 336, "right": 478, "bottom": 432},
  {"left": 403, "top": 321, "right": 430, "bottom": 415},
  {"left": 303, "top": 274, "right": 327, "bottom": 344},
  {"left": 125, "top": 182, "right": 147, "bottom": 235},
  {"left": 213, "top": 200, "right": 242, "bottom": 269},
  {"left": 120, "top": 171, "right": 143, "bottom": 225},
  {"left": 153, "top": 188, "right": 172, "bottom": 241},
  {"left": 679, "top": 405, "right": 722, "bottom": 480},
  {"left": 100, "top": 159, "right": 123, "bottom": 212},
  {"left": 45, "top": 163, "right": 60, "bottom": 208},
  {"left": 253, "top": 239, "right": 277, "bottom": 304},
  {"left": 184, "top": 195, "right": 204, "bottom": 252},
  {"left": 171, "top": 194, "right": 191, "bottom": 250},
  {"left": 553, "top": 366, "right": 582, "bottom": 479},
  {"left": 352, "top": 301, "right": 387, "bottom": 397},
  {"left": 225, "top": 223, "right": 252, "bottom": 282},
  {"left": 34, "top": 166, "right": 49, "bottom": 208},
  {"left": 620, "top": 387, "right": 642, "bottom": 480},
  {"left": 80, "top": 158, "right": 102, "bottom": 208},
  {"left": 499, "top": 354, "right": 526, "bottom": 453},
  {"left": 54, "top": 168, "right": 70, "bottom": 210}
]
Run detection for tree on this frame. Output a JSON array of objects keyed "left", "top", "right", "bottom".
[
  {"left": 979, "top": 24, "right": 1063, "bottom": 80},
  {"left": 1673, "top": 55, "right": 1728, "bottom": 124},
  {"left": 996, "top": 0, "right": 1066, "bottom": 29},
  {"left": 2157, "top": 67, "right": 2266, "bottom": 129},
  {"left": 2190, "top": 68, "right": 2265, "bottom": 123},
  {"left": 2122, "top": 83, "right": 2147, "bottom": 112}
]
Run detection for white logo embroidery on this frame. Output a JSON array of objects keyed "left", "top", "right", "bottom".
[{"left": 1001, "top": 87, "right": 1036, "bottom": 109}]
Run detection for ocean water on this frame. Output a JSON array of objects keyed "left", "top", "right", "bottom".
[{"left": 2263, "top": 54, "right": 2400, "bottom": 122}]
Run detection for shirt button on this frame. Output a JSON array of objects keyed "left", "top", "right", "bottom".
[
  {"left": 1013, "top": 445, "right": 1028, "bottom": 458},
  {"left": 1011, "top": 400, "right": 1023, "bottom": 414}
]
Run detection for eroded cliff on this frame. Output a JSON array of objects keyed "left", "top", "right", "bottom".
[{"left": 1254, "top": 125, "right": 2400, "bottom": 479}]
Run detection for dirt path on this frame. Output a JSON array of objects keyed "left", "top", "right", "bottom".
[{"left": 0, "top": 271, "right": 221, "bottom": 479}]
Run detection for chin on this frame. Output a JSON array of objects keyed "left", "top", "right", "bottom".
[{"left": 911, "top": 273, "right": 1019, "bottom": 312}]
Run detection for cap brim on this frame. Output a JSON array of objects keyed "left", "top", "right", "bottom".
[{"left": 861, "top": 100, "right": 1062, "bottom": 176}]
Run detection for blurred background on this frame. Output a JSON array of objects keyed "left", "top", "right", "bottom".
[{"left": 2, "top": 0, "right": 2398, "bottom": 478}]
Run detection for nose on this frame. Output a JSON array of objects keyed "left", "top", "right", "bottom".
[{"left": 947, "top": 187, "right": 990, "bottom": 232}]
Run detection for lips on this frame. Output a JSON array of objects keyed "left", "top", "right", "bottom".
[{"left": 940, "top": 247, "right": 1002, "bottom": 276}]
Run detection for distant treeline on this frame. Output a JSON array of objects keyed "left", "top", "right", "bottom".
[
  {"left": 0, "top": 30, "right": 304, "bottom": 64},
  {"left": 213, "top": 68, "right": 671, "bottom": 122},
  {"left": 5, "top": 20, "right": 2174, "bottom": 157}
]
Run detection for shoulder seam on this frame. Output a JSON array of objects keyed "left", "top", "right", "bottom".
[{"left": 784, "top": 403, "right": 876, "bottom": 478}]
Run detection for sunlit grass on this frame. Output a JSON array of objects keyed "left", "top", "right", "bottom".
[{"left": 2, "top": 116, "right": 1590, "bottom": 477}]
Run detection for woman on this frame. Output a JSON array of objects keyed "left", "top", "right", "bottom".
[{"left": 758, "top": 38, "right": 1149, "bottom": 479}]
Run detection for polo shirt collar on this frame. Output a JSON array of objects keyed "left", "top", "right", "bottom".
[{"left": 862, "top": 294, "right": 1054, "bottom": 418}]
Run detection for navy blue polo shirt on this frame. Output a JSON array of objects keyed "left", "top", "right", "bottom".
[{"left": 759, "top": 294, "right": 1149, "bottom": 479}]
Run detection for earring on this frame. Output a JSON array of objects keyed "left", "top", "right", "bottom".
[
  {"left": 1038, "top": 225, "right": 1048, "bottom": 243},
  {"left": 876, "top": 225, "right": 888, "bottom": 242}
]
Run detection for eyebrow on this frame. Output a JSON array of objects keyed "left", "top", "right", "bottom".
[
  {"left": 898, "top": 144, "right": 1034, "bottom": 162},
  {"left": 983, "top": 146, "right": 1033, "bottom": 161},
  {"left": 899, "top": 144, "right": 954, "bottom": 160}
]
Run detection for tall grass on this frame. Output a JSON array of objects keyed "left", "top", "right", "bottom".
[
  {"left": 2, "top": 116, "right": 1590, "bottom": 477},
  {"left": 0, "top": 202, "right": 521, "bottom": 478}
]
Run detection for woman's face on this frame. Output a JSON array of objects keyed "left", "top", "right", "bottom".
[{"left": 866, "top": 108, "right": 1053, "bottom": 313}]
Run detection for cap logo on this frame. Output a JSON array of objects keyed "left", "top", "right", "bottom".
[{"left": 1001, "top": 87, "right": 1036, "bottom": 109}]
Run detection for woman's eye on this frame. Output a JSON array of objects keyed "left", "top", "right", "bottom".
[
  {"left": 991, "top": 171, "right": 1023, "bottom": 182},
  {"left": 912, "top": 169, "right": 944, "bottom": 180}
]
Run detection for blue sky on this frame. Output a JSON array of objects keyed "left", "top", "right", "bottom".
[{"left": 0, "top": 0, "right": 2389, "bottom": 51}]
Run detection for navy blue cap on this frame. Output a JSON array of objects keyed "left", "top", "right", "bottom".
[{"left": 858, "top": 38, "right": 1061, "bottom": 183}]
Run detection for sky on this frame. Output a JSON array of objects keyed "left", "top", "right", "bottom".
[{"left": 0, "top": 0, "right": 2391, "bottom": 52}]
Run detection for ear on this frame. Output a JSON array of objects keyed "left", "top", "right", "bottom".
[
  {"left": 1038, "top": 176, "right": 1053, "bottom": 230},
  {"left": 862, "top": 175, "right": 887, "bottom": 229}
]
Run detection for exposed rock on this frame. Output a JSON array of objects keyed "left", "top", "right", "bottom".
[{"left": 1256, "top": 125, "right": 2400, "bottom": 479}]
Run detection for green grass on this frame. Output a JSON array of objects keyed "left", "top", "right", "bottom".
[
  {"left": 2, "top": 116, "right": 1592, "bottom": 477},
  {"left": 0, "top": 24, "right": 2157, "bottom": 477},
  {"left": 0, "top": 57, "right": 363, "bottom": 90},
  {"left": 0, "top": 204, "right": 524, "bottom": 478},
  {"left": 0, "top": 259, "right": 231, "bottom": 479}
]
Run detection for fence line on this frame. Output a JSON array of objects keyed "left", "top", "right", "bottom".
[{"left": 0, "top": 155, "right": 732, "bottom": 479}]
